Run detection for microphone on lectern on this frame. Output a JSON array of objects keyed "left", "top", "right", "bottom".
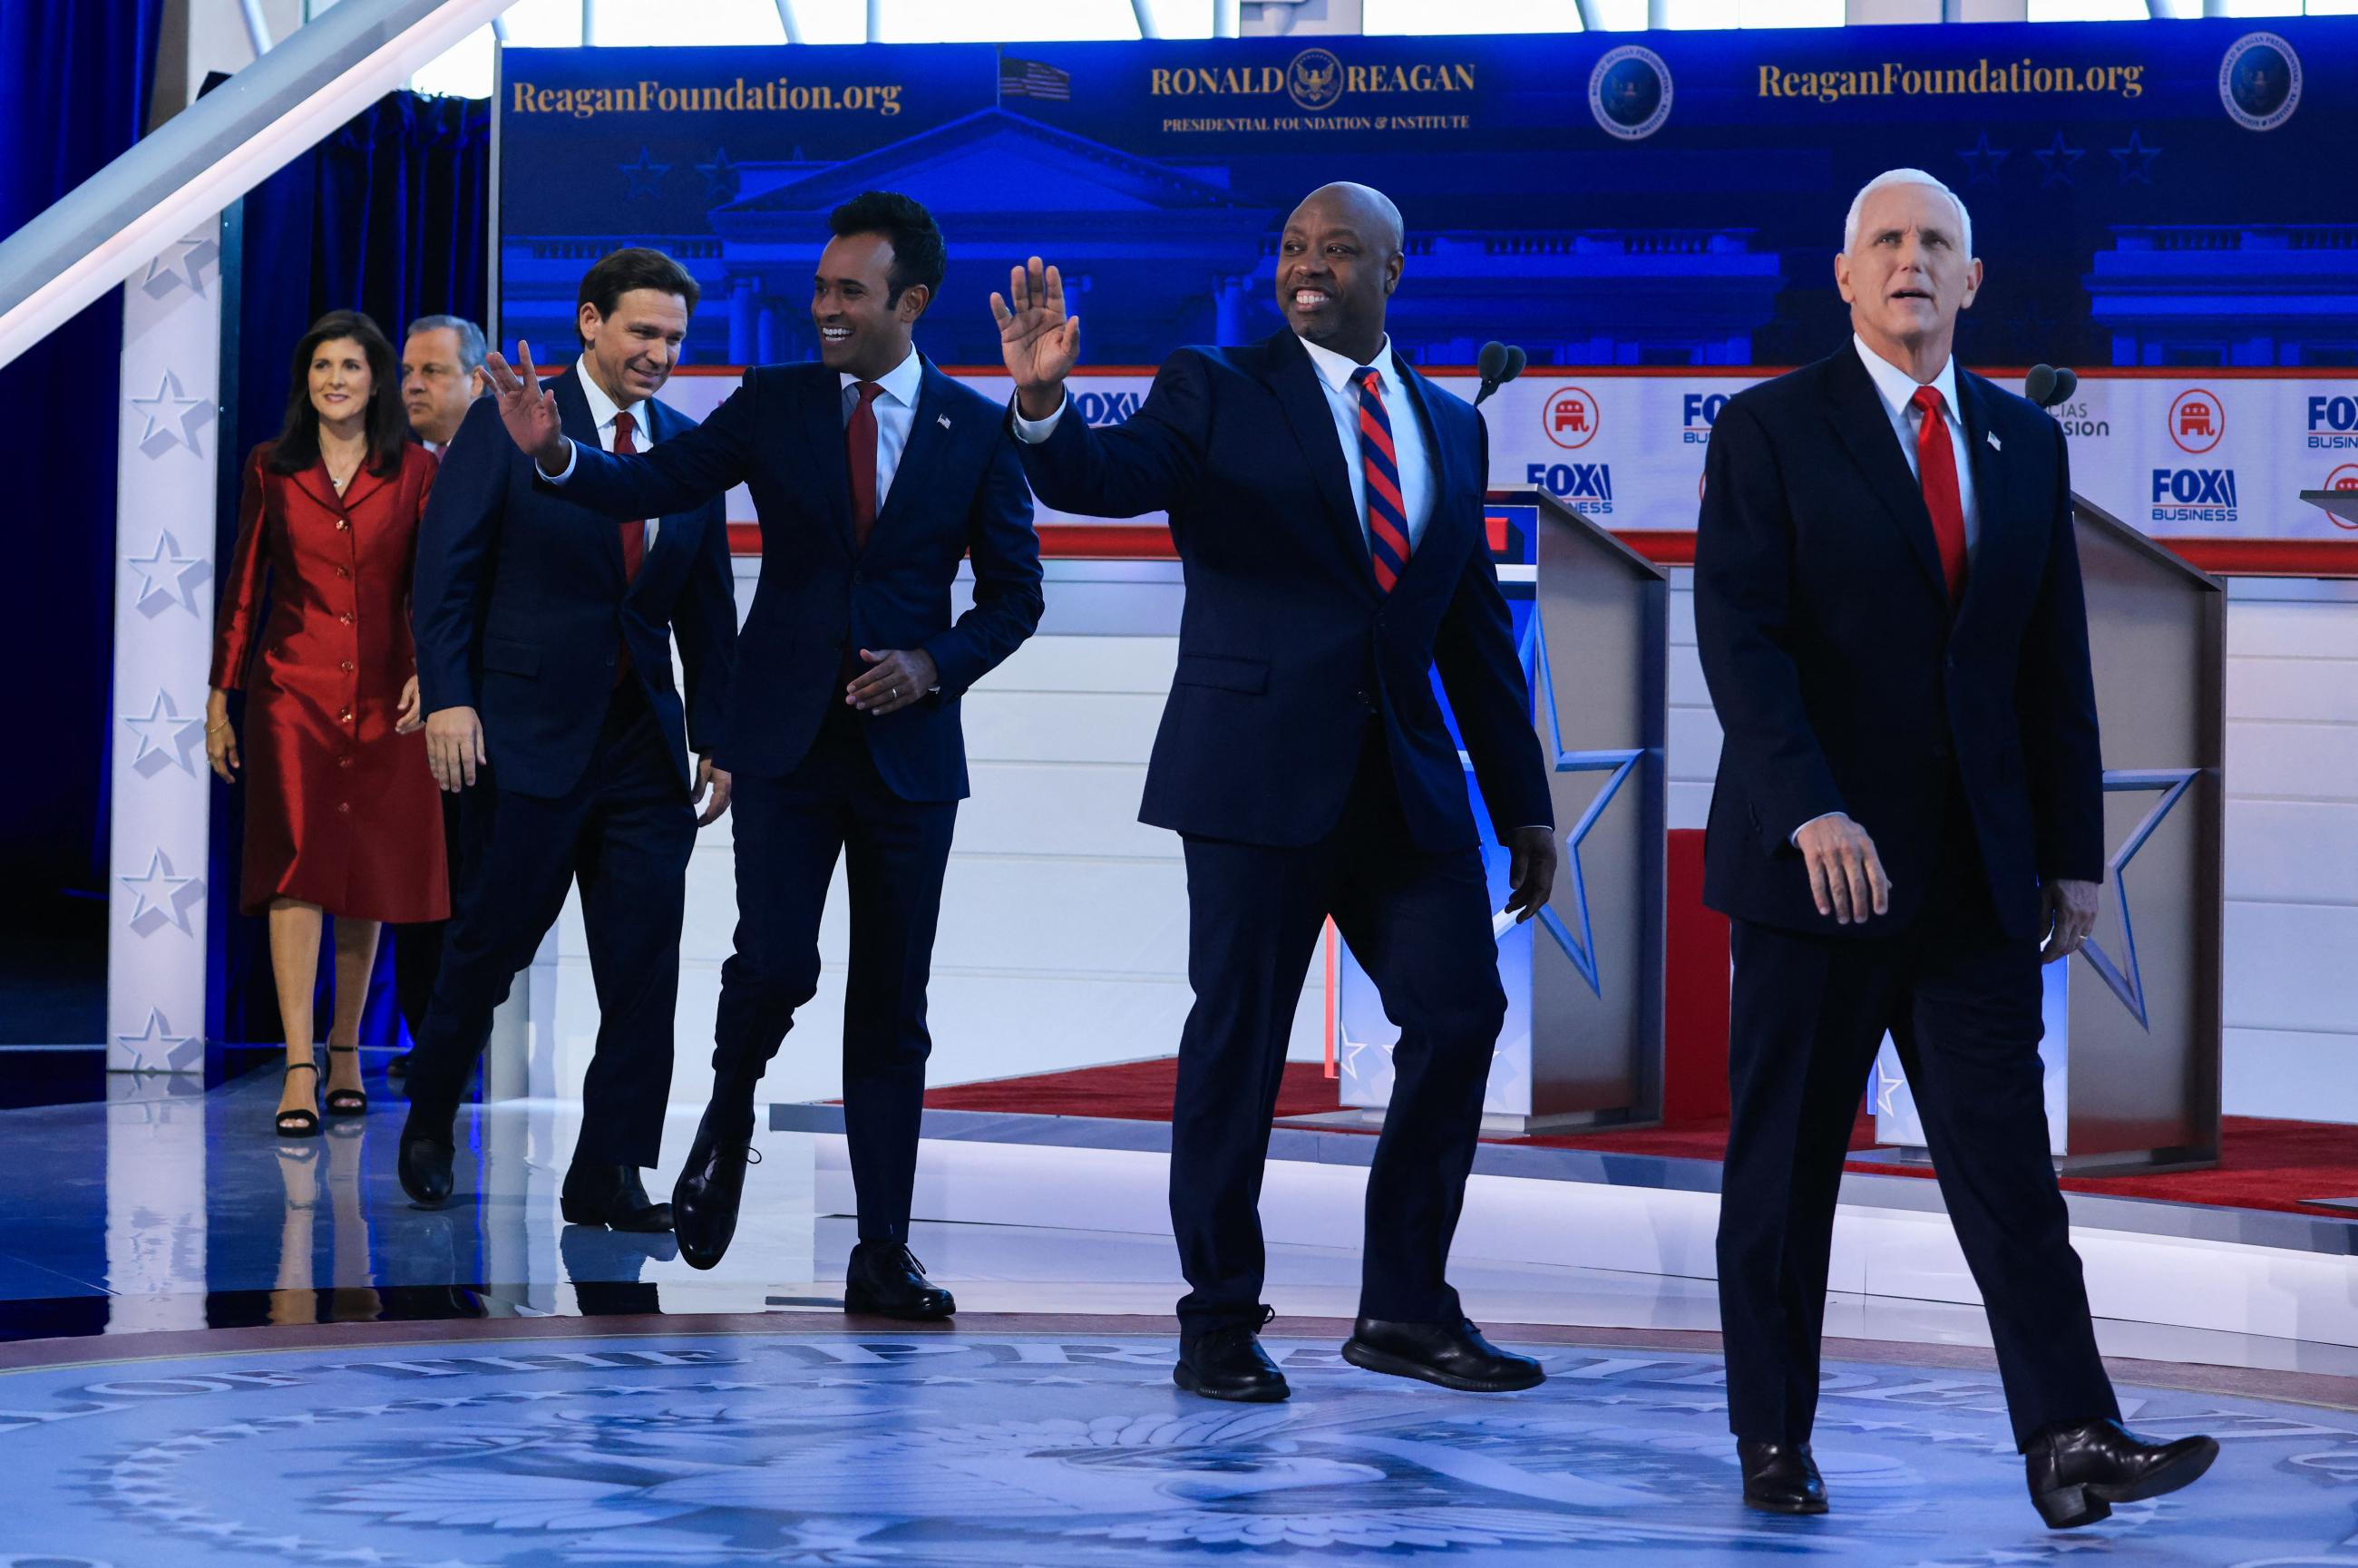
[
  {"left": 1475, "top": 341, "right": 1527, "bottom": 408},
  {"left": 2024, "top": 364, "right": 2079, "bottom": 411}
]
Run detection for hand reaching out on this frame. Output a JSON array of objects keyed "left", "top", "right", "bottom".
[
  {"left": 989, "top": 257, "right": 1081, "bottom": 420},
  {"left": 481, "top": 341, "right": 570, "bottom": 472}
]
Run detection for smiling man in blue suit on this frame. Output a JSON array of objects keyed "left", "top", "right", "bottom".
[
  {"left": 399, "top": 248, "right": 736, "bottom": 1230},
  {"left": 482, "top": 194, "right": 1044, "bottom": 1316},
  {"left": 992, "top": 182, "right": 1557, "bottom": 1403}
]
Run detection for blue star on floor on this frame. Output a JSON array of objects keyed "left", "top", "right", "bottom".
[
  {"left": 1518, "top": 613, "right": 1649, "bottom": 998},
  {"left": 2079, "top": 768, "right": 2201, "bottom": 1030}
]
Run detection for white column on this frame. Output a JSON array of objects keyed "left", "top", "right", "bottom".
[{"left": 109, "top": 219, "right": 225, "bottom": 1078}]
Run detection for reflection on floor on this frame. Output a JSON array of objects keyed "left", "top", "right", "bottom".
[
  {"left": 8, "top": 1070, "right": 2358, "bottom": 1563},
  {"left": 8, "top": 1324, "right": 2358, "bottom": 1565}
]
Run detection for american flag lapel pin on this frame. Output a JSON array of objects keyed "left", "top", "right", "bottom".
[
  {"left": 937, "top": 414, "right": 952, "bottom": 429},
  {"left": 1988, "top": 431, "right": 2002, "bottom": 452}
]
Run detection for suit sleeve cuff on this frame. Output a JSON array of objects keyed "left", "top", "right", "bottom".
[
  {"left": 1008, "top": 394, "right": 1066, "bottom": 444},
  {"left": 539, "top": 439, "right": 579, "bottom": 484},
  {"left": 1790, "top": 811, "right": 1844, "bottom": 846}
]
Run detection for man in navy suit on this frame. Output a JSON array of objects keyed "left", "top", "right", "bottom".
[
  {"left": 993, "top": 183, "right": 1557, "bottom": 1402},
  {"left": 482, "top": 194, "right": 1043, "bottom": 1314},
  {"left": 1695, "top": 170, "right": 2215, "bottom": 1524},
  {"left": 398, "top": 248, "right": 737, "bottom": 1230}
]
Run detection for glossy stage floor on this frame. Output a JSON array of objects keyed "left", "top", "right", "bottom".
[{"left": 9, "top": 1067, "right": 2358, "bottom": 1566}]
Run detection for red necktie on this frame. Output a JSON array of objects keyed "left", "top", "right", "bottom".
[
  {"left": 1910, "top": 385, "right": 1967, "bottom": 604},
  {"left": 613, "top": 409, "right": 646, "bottom": 583},
  {"left": 1350, "top": 366, "right": 1411, "bottom": 593},
  {"left": 846, "top": 381, "right": 883, "bottom": 553}
]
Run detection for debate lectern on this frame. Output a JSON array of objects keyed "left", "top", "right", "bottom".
[
  {"left": 1874, "top": 493, "right": 2225, "bottom": 1174},
  {"left": 1306, "top": 487, "right": 1668, "bottom": 1136}
]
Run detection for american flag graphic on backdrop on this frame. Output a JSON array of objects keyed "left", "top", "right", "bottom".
[{"left": 999, "top": 56, "right": 1070, "bottom": 102}]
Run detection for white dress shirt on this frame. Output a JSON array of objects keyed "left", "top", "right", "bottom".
[
  {"left": 1851, "top": 333, "right": 1981, "bottom": 553},
  {"left": 845, "top": 346, "right": 924, "bottom": 509},
  {"left": 562, "top": 359, "right": 661, "bottom": 548},
  {"left": 1011, "top": 333, "right": 1437, "bottom": 555}
]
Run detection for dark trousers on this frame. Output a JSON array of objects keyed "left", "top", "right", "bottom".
[
  {"left": 392, "top": 790, "right": 467, "bottom": 1047},
  {"left": 1715, "top": 788, "right": 2119, "bottom": 1450},
  {"left": 711, "top": 707, "right": 957, "bottom": 1243},
  {"left": 404, "top": 685, "right": 694, "bottom": 1168},
  {"left": 1173, "top": 728, "right": 1504, "bottom": 1339}
]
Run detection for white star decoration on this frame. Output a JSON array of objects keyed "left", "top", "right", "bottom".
[
  {"left": 141, "top": 235, "right": 219, "bottom": 299},
  {"left": 123, "top": 690, "right": 207, "bottom": 778},
  {"left": 115, "top": 1008, "right": 201, "bottom": 1073},
  {"left": 122, "top": 849, "right": 205, "bottom": 937},
  {"left": 127, "top": 371, "right": 213, "bottom": 459},
  {"left": 126, "top": 530, "right": 210, "bottom": 618}
]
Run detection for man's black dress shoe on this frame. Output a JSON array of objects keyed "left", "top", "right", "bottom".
[
  {"left": 843, "top": 1241, "right": 956, "bottom": 1320},
  {"left": 560, "top": 1163, "right": 674, "bottom": 1232},
  {"left": 1739, "top": 1439, "right": 1828, "bottom": 1514},
  {"left": 2024, "top": 1417, "right": 2218, "bottom": 1529},
  {"left": 1174, "top": 1310, "right": 1289, "bottom": 1403},
  {"left": 672, "top": 1105, "right": 757, "bottom": 1271},
  {"left": 396, "top": 1106, "right": 454, "bottom": 1207},
  {"left": 1340, "top": 1318, "right": 1544, "bottom": 1392}
]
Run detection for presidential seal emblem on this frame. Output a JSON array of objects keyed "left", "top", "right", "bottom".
[
  {"left": 2220, "top": 31, "right": 2301, "bottom": 132},
  {"left": 1288, "top": 48, "right": 1346, "bottom": 112},
  {"left": 1590, "top": 45, "right": 1673, "bottom": 142}
]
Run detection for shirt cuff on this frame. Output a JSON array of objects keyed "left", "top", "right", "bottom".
[
  {"left": 539, "top": 438, "right": 578, "bottom": 484},
  {"left": 1791, "top": 811, "right": 1844, "bottom": 846},
  {"left": 1008, "top": 393, "right": 1066, "bottom": 444}
]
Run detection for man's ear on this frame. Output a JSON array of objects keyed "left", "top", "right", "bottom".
[{"left": 899, "top": 283, "right": 932, "bottom": 324}]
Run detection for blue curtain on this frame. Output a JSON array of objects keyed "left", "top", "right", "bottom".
[
  {"left": 0, "top": 1, "right": 164, "bottom": 971},
  {"left": 212, "top": 91, "right": 492, "bottom": 1047}
]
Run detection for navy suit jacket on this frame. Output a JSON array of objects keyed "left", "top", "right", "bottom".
[
  {"left": 1016, "top": 328, "right": 1550, "bottom": 852},
  {"left": 553, "top": 356, "right": 1043, "bottom": 799},
  {"left": 1692, "top": 346, "right": 2104, "bottom": 942},
  {"left": 413, "top": 377, "right": 736, "bottom": 801}
]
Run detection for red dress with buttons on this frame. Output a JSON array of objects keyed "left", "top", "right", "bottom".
[{"left": 209, "top": 442, "right": 451, "bottom": 922}]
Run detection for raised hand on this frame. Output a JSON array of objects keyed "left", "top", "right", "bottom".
[
  {"left": 482, "top": 340, "right": 570, "bottom": 472},
  {"left": 989, "top": 257, "right": 1081, "bottom": 419}
]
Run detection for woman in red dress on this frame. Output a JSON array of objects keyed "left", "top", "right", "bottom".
[{"left": 206, "top": 310, "right": 450, "bottom": 1136}]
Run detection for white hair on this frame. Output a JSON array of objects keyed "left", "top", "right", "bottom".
[{"left": 1843, "top": 169, "right": 1973, "bottom": 259}]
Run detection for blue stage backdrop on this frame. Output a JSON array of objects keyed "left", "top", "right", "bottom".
[{"left": 492, "top": 21, "right": 2357, "bottom": 542}]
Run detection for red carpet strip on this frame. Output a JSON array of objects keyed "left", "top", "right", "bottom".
[{"left": 922, "top": 1057, "right": 2358, "bottom": 1217}]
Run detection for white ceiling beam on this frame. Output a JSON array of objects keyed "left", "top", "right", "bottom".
[{"left": 0, "top": 0, "right": 516, "bottom": 375}]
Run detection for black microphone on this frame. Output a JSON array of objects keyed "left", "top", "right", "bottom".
[
  {"left": 1475, "top": 340, "right": 1526, "bottom": 407},
  {"left": 2024, "top": 364, "right": 2078, "bottom": 411}
]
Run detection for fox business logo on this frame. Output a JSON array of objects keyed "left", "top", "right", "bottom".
[
  {"left": 1525, "top": 461, "right": 1616, "bottom": 516},
  {"left": 2151, "top": 467, "right": 2238, "bottom": 525},
  {"left": 2307, "top": 395, "right": 2358, "bottom": 451},
  {"left": 1070, "top": 389, "right": 1143, "bottom": 427},
  {"left": 1681, "top": 392, "right": 1730, "bottom": 446}
]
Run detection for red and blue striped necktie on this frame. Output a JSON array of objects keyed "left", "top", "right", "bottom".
[{"left": 1351, "top": 365, "right": 1410, "bottom": 593}]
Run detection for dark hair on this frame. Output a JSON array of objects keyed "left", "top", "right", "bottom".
[
  {"left": 576, "top": 248, "right": 701, "bottom": 346},
  {"left": 828, "top": 191, "right": 946, "bottom": 307},
  {"left": 267, "top": 309, "right": 407, "bottom": 477}
]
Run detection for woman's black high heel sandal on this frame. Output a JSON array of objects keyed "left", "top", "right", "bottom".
[
  {"left": 277, "top": 1061, "right": 321, "bottom": 1138},
  {"left": 325, "top": 1044, "right": 369, "bottom": 1117}
]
